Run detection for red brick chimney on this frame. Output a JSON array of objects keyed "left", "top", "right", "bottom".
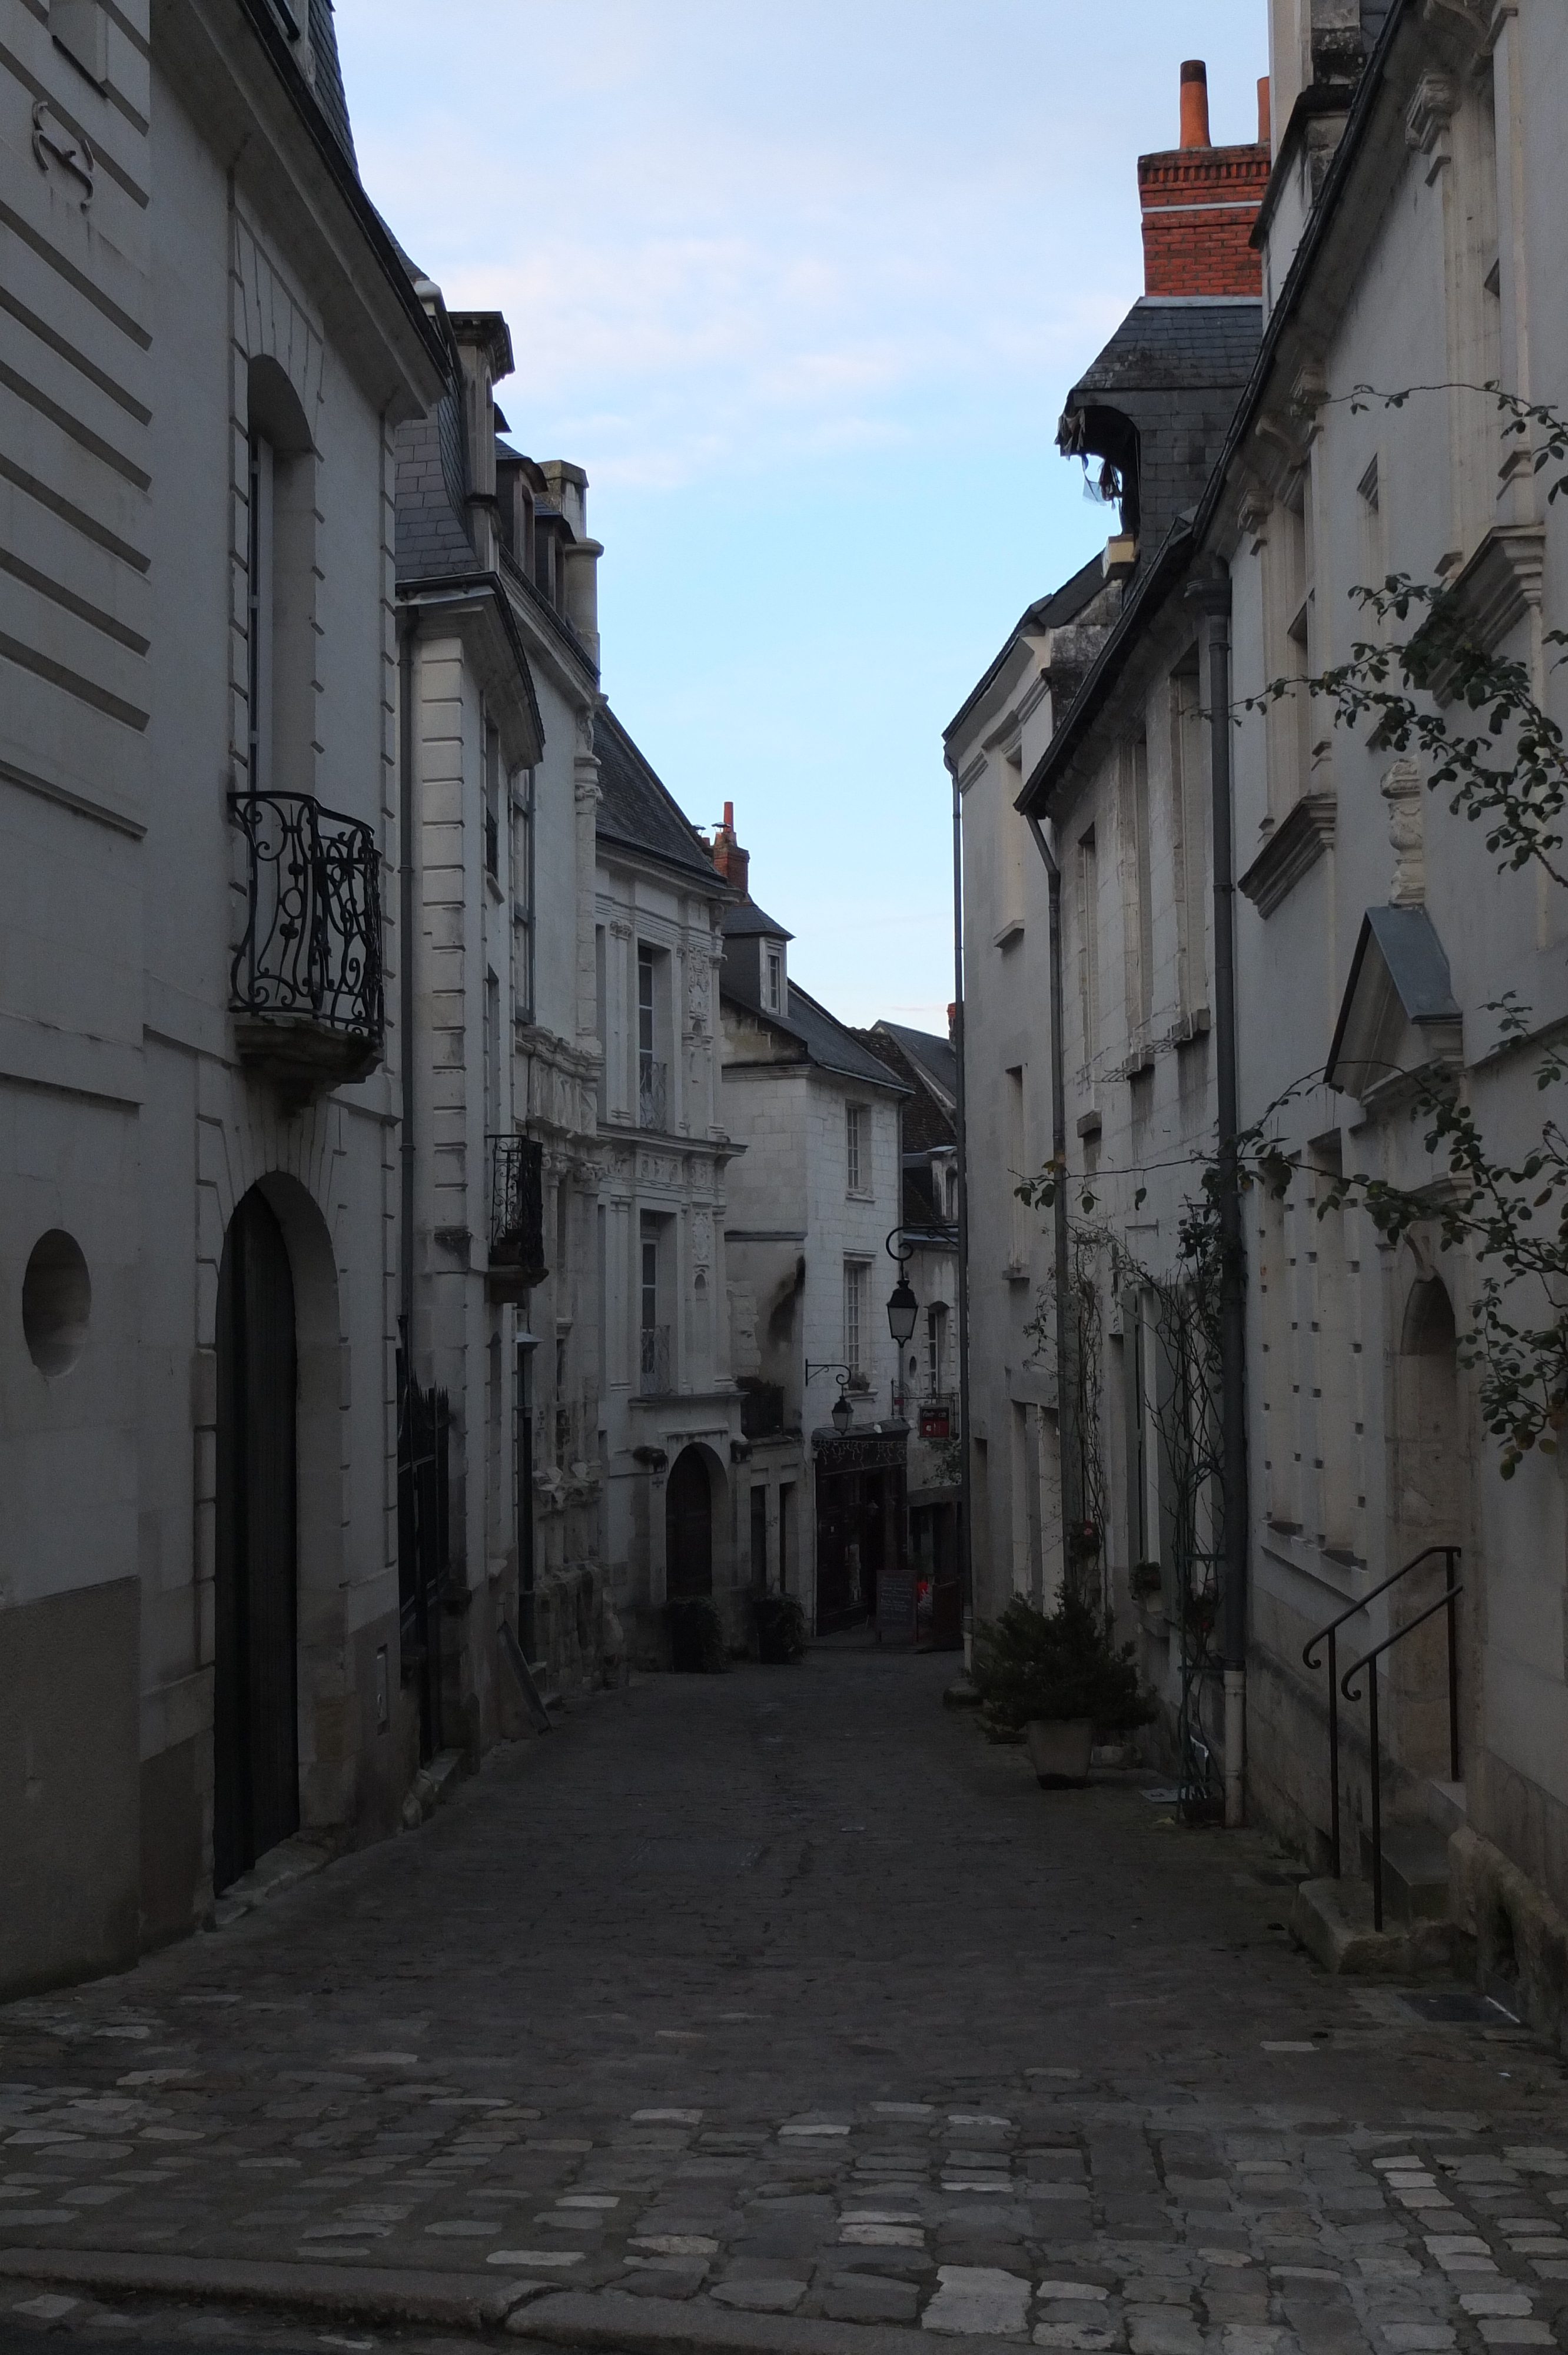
[
  {"left": 710, "top": 799, "right": 750, "bottom": 900},
  {"left": 1138, "top": 61, "right": 1270, "bottom": 298}
]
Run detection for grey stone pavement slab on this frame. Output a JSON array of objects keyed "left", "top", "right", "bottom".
[{"left": 1, "top": 1644, "right": 1566, "bottom": 2355}]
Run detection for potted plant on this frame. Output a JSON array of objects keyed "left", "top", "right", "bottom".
[
  {"left": 664, "top": 1594, "right": 725, "bottom": 1673},
  {"left": 971, "top": 1590, "right": 1155, "bottom": 1786},
  {"left": 752, "top": 1590, "right": 806, "bottom": 1664},
  {"left": 1130, "top": 1560, "right": 1164, "bottom": 1606}
]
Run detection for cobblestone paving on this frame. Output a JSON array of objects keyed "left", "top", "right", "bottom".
[{"left": 2, "top": 1644, "right": 1567, "bottom": 2354}]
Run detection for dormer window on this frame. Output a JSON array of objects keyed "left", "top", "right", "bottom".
[{"left": 763, "top": 943, "right": 785, "bottom": 1013}]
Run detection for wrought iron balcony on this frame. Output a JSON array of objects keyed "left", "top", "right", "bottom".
[
  {"left": 639, "top": 1323, "right": 672, "bottom": 1397},
  {"left": 637, "top": 1055, "right": 667, "bottom": 1131},
  {"left": 230, "top": 791, "right": 384, "bottom": 1096},
  {"left": 488, "top": 1133, "right": 547, "bottom": 1300}
]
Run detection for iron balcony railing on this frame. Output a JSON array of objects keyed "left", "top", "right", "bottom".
[
  {"left": 639, "top": 1323, "right": 671, "bottom": 1395},
  {"left": 230, "top": 791, "right": 383, "bottom": 1047},
  {"left": 637, "top": 1056, "right": 667, "bottom": 1131},
  {"left": 488, "top": 1134, "right": 546, "bottom": 1287}
]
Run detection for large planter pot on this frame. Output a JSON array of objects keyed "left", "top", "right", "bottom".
[{"left": 1025, "top": 1717, "right": 1094, "bottom": 1789}]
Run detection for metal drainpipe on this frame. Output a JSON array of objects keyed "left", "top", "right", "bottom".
[
  {"left": 398, "top": 607, "right": 418, "bottom": 1351},
  {"left": 1025, "top": 811, "right": 1079, "bottom": 1597},
  {"left": 949, "top": 754, "right": 975, "bottom": 1664},
  {"left": 1190, "top": 560, "right": 1248, "bottom": 1828}
]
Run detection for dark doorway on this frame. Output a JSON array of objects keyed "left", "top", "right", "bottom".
[
  {"left": 214, "top": 1187, "right": 299, "bottom": 1894},
  {"left": 666, "top": 1447, "right": 713, "bottom": 1597},
  {"left": 813, "top": 1431, "right": 909, "bottom": 1633}
]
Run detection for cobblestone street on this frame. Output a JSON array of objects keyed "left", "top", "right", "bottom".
[{"left": 3, "top": 1646, "right": 1567, "bottom": 2355}]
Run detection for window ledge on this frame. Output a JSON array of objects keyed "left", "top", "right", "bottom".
[{"left": 992, "top": 918, "right": 1025, "bottom": 950}]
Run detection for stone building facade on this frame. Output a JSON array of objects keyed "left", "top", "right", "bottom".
[
  {"left": 959, "top": 1, "right": 1568, "bottom": 2028},
  {"left": 716, "top": 822, "right": 911, "bottom": 1636},
  {"left": 0, "top": 0, "right": 444, "bottom": 1993},
  {"left": 593, "top": 721, "right": 746, "bottom": 1656}
]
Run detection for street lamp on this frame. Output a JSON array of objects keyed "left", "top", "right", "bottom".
[
  {"left": 886, "top": 1271, "right": 918, "bottom": 1348},
  {"left": 830, "top": 1384, "right": 853, "bottom": 1437}
]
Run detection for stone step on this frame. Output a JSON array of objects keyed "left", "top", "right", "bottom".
[
  {"left": 1357, "top": 1820, "right": 1452, "bottom": 1922},
  {"left": 1289, "top": 1873, "right": 1473, "bottom": 1976}
]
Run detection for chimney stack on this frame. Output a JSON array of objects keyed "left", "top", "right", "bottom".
[
  {"left": 710, "top": 799, "right": 750, "bottom": 901},
  {"left": 1138, "top": 59, "right": 1270, "bottom": 298},
  {"left": 1257, "top": 75, "right": 1271, "bottom": 148},
  {"left": 1179, "top": 60, "right": 1211, "bottom": 149}
]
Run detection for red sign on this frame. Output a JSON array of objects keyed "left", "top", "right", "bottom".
[{"left": 919, "top": 1407, "right": 951, "bottom": 1439}]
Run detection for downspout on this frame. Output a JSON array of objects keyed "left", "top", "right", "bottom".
[
  {"left": 398, "top": 607, "right": 418, "bottom": 1352},
  {"left": 949, "top": 753, "right": 975, "bottom": 1663},
  {"left": 1025, "top": 811, "right": 1079, "bottom": 1596},
  {"left": 1190, "top": 561, "right": 1248, "bottom": 1829}
]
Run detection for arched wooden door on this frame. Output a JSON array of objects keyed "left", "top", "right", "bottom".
[
  {"left": 665, "top": 1447, "right": 713, "bottom": 1598},
  {"left": 214, "top": 1188, "right": 300, "bottom": 1893}
]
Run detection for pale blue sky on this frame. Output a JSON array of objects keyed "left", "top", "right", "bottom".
[{"left": 336, "top": 2, "right": 1265, "bottom": 1029}]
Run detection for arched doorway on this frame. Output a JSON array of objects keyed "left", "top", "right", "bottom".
[
  {"left": 214, "top": 1186, "right": 300, "bottom": 1892},
  {"left": 666, "top": 1448, "right": 713, "bottom": 1598}
]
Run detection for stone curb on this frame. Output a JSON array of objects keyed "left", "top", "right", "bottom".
[
  {"left": 0, "top": 2247, "right": 537, "bottom": 2330},
  {"left": 509, "top": 2286, "right": 1024, "bottom": 2355}
]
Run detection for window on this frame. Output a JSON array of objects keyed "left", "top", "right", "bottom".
[
  {"left": 846, "top": 1104, "right": 865, "bottom": 1194},
  {"left": 1005, "top": 1066, "right": 1026, "bottom": 1264},
  {"left": 639, "top": 1214, "right": 671, "bottom": 1395},
  {"left": 514, "top": 767, "right": 535, "bottom": 1023},
  {"left": 641, "top": 1229, "right": 657, "bottom": 1335},
  {"left": 1074, "top": 829, "right": 1099, "bottom": 1071},
  {"left": 1267, "top": 483, "right": 1313, "bottom": 814},
  {"left": 1170, "top": 662, "right": 1207, "bottom": 1018},
  {"left": 945, "top": 1165, "right": 958, "bottom": 1221},
  {"left": 1123, "top": 735, "right": 1153, "bottom": 1036},
  {"left": 483, "top": 722, "right": 501, "bottom": 880},
  {"left": 637, "top": 944, "right": 667, "bottom": 1129},
  {"left": 778, "top": 1483, "right": 794, "bottom": 1596},
  {"left": 843, "top": 1260, "right": 868, "bottom": 1378},
  {"left": 245, "top": 357, "right": 314, "bottom": 800},
  {"left": 926, "top": 1303, "right": 947, "bottom": 1394},
  {"left": 484, "top": 970, "right": 500, "bottom": 1136},
  {"left": 765, "top": 946, "right": 784, "bottom": 1012}
]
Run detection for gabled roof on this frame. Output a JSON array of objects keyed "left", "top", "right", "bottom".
[
  {"left": 594, "top": 708, "right": 730, "bottom": 891},
  {"left": 1326, "top": 905, "right": 1462, "bottom": 1103}
]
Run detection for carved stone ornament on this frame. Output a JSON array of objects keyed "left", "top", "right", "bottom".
[
  {"left": 692, "top": 1209, "right": 713, "bottom": 1266},
  {"left": 1405, "top": 68, "right": 1460, "bottom": 180},
  {"left": 686, "top": 969, "right": 709, "bottom": 1033},
  {"left": 1381, "top": 759, "right": 1426, "bottom": 907}
]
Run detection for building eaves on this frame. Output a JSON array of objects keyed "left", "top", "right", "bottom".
[
  {"left": 723, "top": 901, "right": 795, "bottom": 942},
  {"left": 944, "top": 553, "right": 1106, "bottom": 749},
  {"left": 396, "top": 569, "right": 545, "bottom": 758},
  {"left": 725, "top": 983, "right": 912, "bottom": 1095},
  {"left": 234, "top": 0, "right": 448, "bottom": 389},
  {"left": 1018, "top": 515, "right": 1194, "bottom": 819}
]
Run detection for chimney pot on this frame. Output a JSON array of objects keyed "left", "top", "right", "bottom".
[
  {"left": 723, "top": 800, "right": 734, "bottom": 829},
  {"left": 1179, "top": 58, "right": 1211, "bottom": 148},
  {"left": 1257, "top": 74, "right": 1271, "bottom": 148}
]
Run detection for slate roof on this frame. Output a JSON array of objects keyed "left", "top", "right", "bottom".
[
  {"left": 877, "top": 1021, "right": 956, "bottom": 1110},
  {"left": 729, "top": 980, "right": 909, "bottom": 1094},
  {"left": 594, "top": 708, "right": 727, "bottom": 889},
  {"left": 308, "top": 0, "right": 356, "bottom": 170},
  {"left": 724, "top": 901, "right": 793, "bottom": 941},
  {"left": 1060, "top": 296, "right": 1261, "bottom": 556},
  {"left": 394, "top": 393, "right": 474, "bottom": 582}
]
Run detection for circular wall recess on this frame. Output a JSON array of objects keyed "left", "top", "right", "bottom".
[{"left": 22, "top": 1229, "right": 91, "bottom": 1378}]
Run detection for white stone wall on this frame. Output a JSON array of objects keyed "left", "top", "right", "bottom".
[{"left": 0, "top": 2, "right": 441, "bottom": 1990}]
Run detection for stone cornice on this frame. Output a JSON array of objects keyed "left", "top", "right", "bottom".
[{"left": 1237, "top": 792, "right": 1337, "bottom": 918}]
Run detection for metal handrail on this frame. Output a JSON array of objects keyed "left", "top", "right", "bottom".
[
  {"left": 1341, "top": 1575, "right": 1463, "bottom": 1931},
  {"left": 1303, "top": 1544, "right": 1460, "bottom": 1882}
]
